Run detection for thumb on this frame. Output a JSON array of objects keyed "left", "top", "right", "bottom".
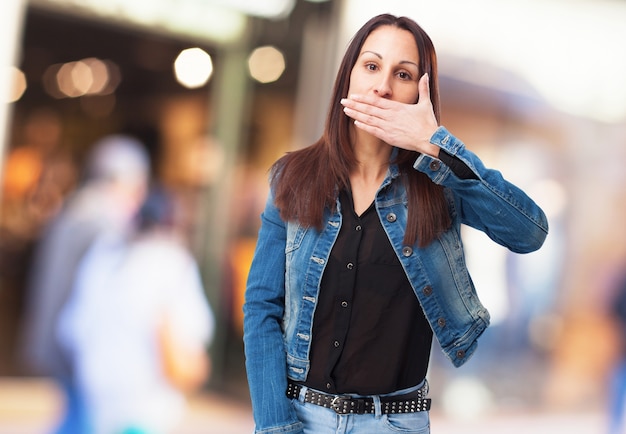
[{"left": 418, "top": 73, "right": 431, "bottom": 104}]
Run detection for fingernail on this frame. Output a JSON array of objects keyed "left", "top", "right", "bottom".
[{"left": 340, "top": 98, "right": 347, "bottom": 105}]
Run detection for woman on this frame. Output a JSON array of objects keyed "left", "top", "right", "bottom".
[{"left": 243, "top": 13, "right": 548, "bottom": 434}]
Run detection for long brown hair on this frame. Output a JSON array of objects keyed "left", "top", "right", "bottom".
[{"left": 272, "top": 14, "right": 450, "bottom": 247}]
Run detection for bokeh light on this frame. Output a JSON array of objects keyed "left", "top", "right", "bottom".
[
  {"left": 57, "top": 60, "right": 91, "bottom": 97},
  {"left": 6, "top": 66, "right": 27, "bottom": 103},
  {"left": 247, "top": 45, "right": 286, "bottom": 84},
  {"left": 43, "top": 57, "right": 121, "bottom": 99},
  {"left": 173, "top": 47, "right": 213, "bottom": 89}
]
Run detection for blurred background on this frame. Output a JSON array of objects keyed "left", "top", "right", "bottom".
[{"left": 1, "top": 0, "right": 625, "bottom": 432}]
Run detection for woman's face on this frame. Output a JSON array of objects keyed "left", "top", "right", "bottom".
[{"left": 348, "top": 25, "right": 420, "bottom": 104}]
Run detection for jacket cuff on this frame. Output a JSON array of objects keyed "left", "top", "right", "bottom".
[{"left": 430, "top": 125, "right": 464, "bottom": 155}]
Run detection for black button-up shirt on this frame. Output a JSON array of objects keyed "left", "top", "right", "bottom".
[
  {"left": 305, "top": 189, "right": 433, "bottom": 395},
  {"left": 304, "top": 151, "right": 475, "bottom": 395}
]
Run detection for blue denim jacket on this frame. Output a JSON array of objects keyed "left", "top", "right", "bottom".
[{"left": 243, "top": 127, "right": 548, "bottom": 433}]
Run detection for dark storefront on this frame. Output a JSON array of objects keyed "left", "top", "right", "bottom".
[{"left": 0, "top": 0, "right": 335, "bottom": 398}]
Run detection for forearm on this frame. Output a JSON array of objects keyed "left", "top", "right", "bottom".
[
  {"left": 416, "top": 126, "right": 549, "bottom": 253},
  {"left": 243, "top": 282, "right": 303, "bottom": 433},
  {"left": 243, "top": 200, "right": 304, "bottom": 433}
]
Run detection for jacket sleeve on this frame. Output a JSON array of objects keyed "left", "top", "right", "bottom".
[
  {"left": 414, "top": 126, "right": 549, "bottom": 253},
  {"left": 242, "top": 189, "right": 304, "bottom": 434}
]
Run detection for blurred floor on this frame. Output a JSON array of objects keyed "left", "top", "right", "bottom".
[
  {"left": 432, "top": 411, "right": 605, "bottom": 434},
  {"left": 0, "top": 376, "right": 255, "bottom": 434},
  {"left": 0, "top": 376, "right": 608, "bottom": 434}
]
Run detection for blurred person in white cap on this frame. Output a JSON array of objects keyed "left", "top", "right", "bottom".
[
  {"left": 19, "top": 134, "right": 151, "bottom": 434},
  {"left": 56, "top": 185, "right": 215, "bottom": 434}
]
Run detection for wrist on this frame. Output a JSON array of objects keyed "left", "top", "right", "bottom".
[{"left": 421, "top": 138, "right": 440, "bottom": 158}]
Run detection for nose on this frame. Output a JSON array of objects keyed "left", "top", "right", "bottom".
[{"left": 374, "top": 75, "right": 392, "bottom": 98}]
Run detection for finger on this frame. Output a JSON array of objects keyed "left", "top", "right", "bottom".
[
  {"left": 418, "top": 73, "right": 430, "bottom": 104},
  {"left": 341, "top": 99, "right": 385, "bottom": 120},
  {"left": 343, "top": 106, "right": 383, "bottom": 128},
  {"left": 342, "top": 94, "right": 392, "bottom": 110}
]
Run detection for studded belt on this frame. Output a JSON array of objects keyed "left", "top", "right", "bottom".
[{"left": 286, "top": 380, "right": 431, "bottom": 415}]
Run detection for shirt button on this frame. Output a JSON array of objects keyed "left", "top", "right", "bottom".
[
  {"left": 402, "top": 246, "right": 413, "bottom": 257},
  {"left": 429, "top": 160, "right": 441, "bottom": 171},
  {"left": 341, "top": 301, "right": 348, "bottom": 308},
  {"left": 423, "top": 285, "right": 433, "bottom": 296},
  {"left": 334, "top": 340, "right": 340, "bottom": 348},
  {"left": 386, "top": 213, "right": 397, "bottom": 222},
  {"left": 355, "top": 225, "right": 362, "bottom": 231},
  {"left": 326, "top": 383, "right": 332, "bottom": 390},
  {"left": 456, "top": 350, "right": 466, "bottom": 359},
  {"left": 437, "top": 317, "right": 446, "bottom": 327},
  {"left": 346, "top": 262, "right": 354, "bottom": 270}
]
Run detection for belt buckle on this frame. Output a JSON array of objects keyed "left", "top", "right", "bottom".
[
  {"left": 330, "top": 395, "right": 352, "bottom": 414},
  {"left": 330, "top": 395, "right": 368, "bottom": 414}
]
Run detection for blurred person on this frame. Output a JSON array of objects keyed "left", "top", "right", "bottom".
[
  {"left": 243, "top": 14, "right": 548, "bottom": 434},
  {"left": 19, "top": 134, "right": 151, "bottom": 434},
  {"left": 56, "top": 185, "right": 215, "bottom": 434}
]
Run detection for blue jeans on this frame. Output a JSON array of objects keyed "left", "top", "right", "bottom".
[
  {"left": 291, "top": 382, "right": 430, "bottom": 434},
  {"left": 53, "top": 378, "right": 91, "bottom": 434}
]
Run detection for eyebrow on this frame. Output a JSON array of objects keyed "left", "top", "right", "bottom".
[{"left": 361, "top": 50, "right": 419, "bottom": 69}]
